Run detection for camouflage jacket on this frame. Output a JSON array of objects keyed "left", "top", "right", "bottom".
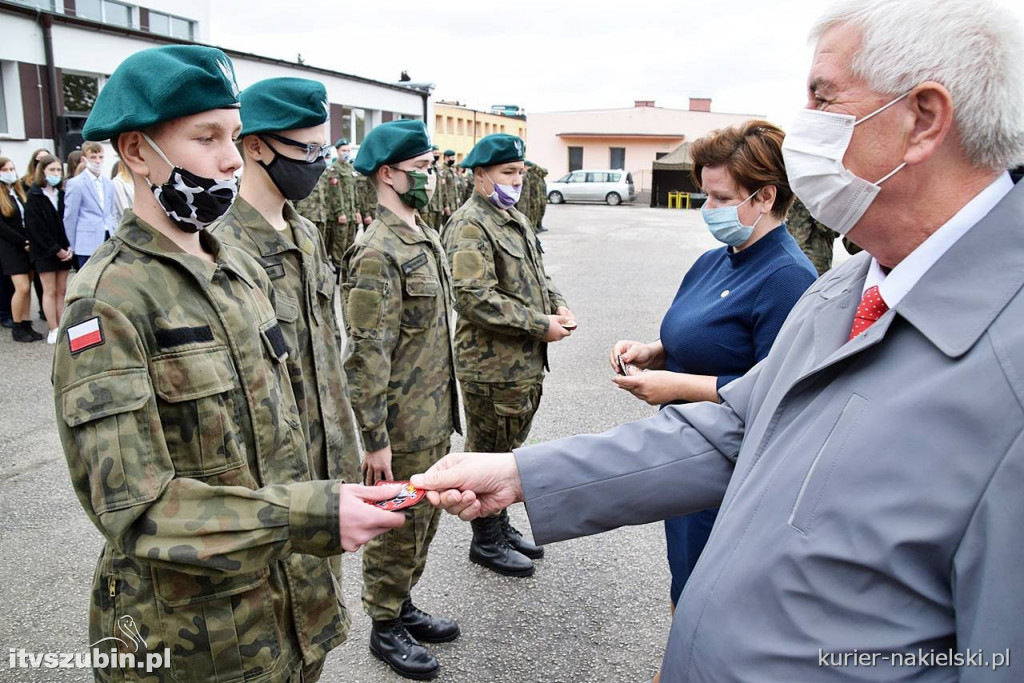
[
  {"left": 325, "top": 159, "right": 359, "bottom": 221},
  {"left": 426, "top": 163, "right": 445, "bottom": 214},
  {"left": 341, "top": 206, "right": 460, "bottom": 453},
  {"left": 211, "top": 197, "right": 361, "bottom": 483},
  {"left": 786, "top": 198, "right": 837, "bottom": 277},
  {"left": 293, "top": 172, "right": 328, "bottom": 227},
  {"left": 355, "top": 174, "right": 378, "bottom": 220},
  {"left": 442, "top": 192, "right": 567, "bottom": 383},
  {"left": 52, "top": 212, "right": 347, "bottom": 681},
  {"left": 439, "top": 164, "right": 459, "bottom": 212}
]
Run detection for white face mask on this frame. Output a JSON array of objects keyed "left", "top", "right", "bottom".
[
  {"left": 781, "top": 91, "right": 910, "bottom": 235},
  {"left": 87, "top": 161, "right": 103, "bottom": 176}
]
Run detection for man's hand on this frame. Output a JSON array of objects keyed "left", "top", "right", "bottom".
[
  {"left": 338, "top": 484, "right": 405, "bottom": 552},
  {"left": 544, "top": 314, "right": 573, "bottom": 342},
  {"left": 338, "top": 214, "right": 348, "bottom": 224},
  {"left": 556, "top": 306, "right": 575, "bottom": 323},
  {"left": 362, "top": 446, "right": 394, "bottom": 485},
  {"left": 410, "top": 452, "right": 522, "bottom": 521}
]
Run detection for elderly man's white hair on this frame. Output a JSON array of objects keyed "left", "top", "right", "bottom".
[{"left": 811, "top": 0, "right": 1024, "bottom": 170}]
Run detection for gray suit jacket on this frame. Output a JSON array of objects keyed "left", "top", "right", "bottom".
[{"left": 517, "top": 181, "right": 1024, "bottom": 681}]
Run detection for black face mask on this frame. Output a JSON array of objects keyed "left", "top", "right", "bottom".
[
  {"left": 143, "top": 133, "right": 237, "bottom": 233},
  {"left": 445, "top": 159, "right": 455, "bottom": 166},
  {"left": 258, "top": 137, "right": 327, "bottom": 201},
  {"left": 433, "top": 156, "right": 440, "bottom": 163}
]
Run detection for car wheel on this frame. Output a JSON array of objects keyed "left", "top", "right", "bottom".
[
  {"left": 548, "top": 191, "right": 563, "bottom": 204},
  {"left": 606, "top": 192, "right": 621, "bottom": 206}
]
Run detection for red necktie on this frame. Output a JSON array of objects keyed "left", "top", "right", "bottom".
[{"left": 849, "top": 285, "right": 889, "bottom": 340}]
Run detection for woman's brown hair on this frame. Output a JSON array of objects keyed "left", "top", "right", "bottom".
[
  {"left": 690, "top": 120, "right": 794, "bottom": 219},
  {"left": 32, "top": 154, "right": 62, "bottom": 189},
  {"left": 0, "top": 156, "right": 27, "bottom": 218}
]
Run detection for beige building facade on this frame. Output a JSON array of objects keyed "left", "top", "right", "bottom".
[{"left": 433, "top": 102, "right": 527, "bottom": 162}]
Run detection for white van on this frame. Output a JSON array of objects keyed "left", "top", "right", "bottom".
[{"left": 546, "top": 169, "right": 636, "bottom": 206}]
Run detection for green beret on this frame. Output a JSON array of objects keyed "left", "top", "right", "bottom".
[
  {"left": 239, "top": 77, "right": 329, "bottom": 136},
  {"left": 431, "top": 145, "right": 440, "bottom": 151},
  {"left": 354, "top": 120, "right": 432, "bottom": 175},
  {"left": 84, "top": 45, "right": 240, "bottom": 141},
  {"left": 525, "top": 160, "right": 535, "bottom": 167},
  {"left": 443, "top": 149, "right": 456, "bottom": 156},
  {"left": 334, "top": 137, "right": 350, "bottom": 148},
  {"left": 461, "top": 134, "right": 526, "bottom": 169}
]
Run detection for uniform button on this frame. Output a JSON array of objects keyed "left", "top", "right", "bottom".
[{"left": 720, "top": 290, "right": 730, "bottom": 298}]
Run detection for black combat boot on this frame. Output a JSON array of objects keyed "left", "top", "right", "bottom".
[
  {"left": 499, "top": 509, "right": 545, "bottom": 559},
  {"left": 369, "top": 618, "right": 440, "bottom": 680},
  {"left": 469, "top": 516, "right": 535, "bottom": 577},
  {"left": 400, "top": 599, "right": 460, "bottom": 643},
  {"left": 12, "top": 321, "right": 38, "bottom": 342},
  {"left": 21, "top": 321, "right": 43, "bottom": 341}
]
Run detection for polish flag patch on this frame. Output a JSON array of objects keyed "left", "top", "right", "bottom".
[{"left": 67, "top": 317, "right": 104, "bottom": 354}]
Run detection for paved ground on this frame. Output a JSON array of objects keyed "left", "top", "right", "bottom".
[{"left": 0, "top": 203, "right": 839, "bottom": 682}]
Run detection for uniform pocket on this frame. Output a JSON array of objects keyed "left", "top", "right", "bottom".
[
  {"left": 491, "top": 384, "right": 540, "bottom": 452},
  {"left": 401, "top": 274, "right": 440, "bottom": 329},
  {"left": 150, "top": 347, "right": 246, "bottom": 478},
  {"left": 273, "top": 291, "right": 299, "bottom": 324},
  {"left": 343, "top": 278, "right": 387, "bottom": 338},
  {"left": 152, "top": 566, "right": 283, "bottom": 683},
  {"left": 788, "top": 393, "right": 868, "bottom": 534},
  {"left": 61, "top": 368, "right": 160, "bottom": 514}
]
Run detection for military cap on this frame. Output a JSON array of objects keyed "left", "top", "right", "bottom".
[
  {"left": 334, "top": 137, "right": 351, "bottom": 148},
  {"left": 460, "top": 134, "right": 526, "bottom": 169},
  {"left": 239, "top": 77, "right": 329, "bottom": 136},
  {"left": 431, "top": 145, "right": 440, "bottom": 151},
  {"left": 353, "top": 120, "right": 432, "bottom": 175},
  {"left": 525, "top": 160, "right": 535, "bottom": 167},
  {"left": 84, "top": 45, "right": 240, "bottom": 141},
  {"left": 443, "top": 149, "right": 456, "bottom": 156}
]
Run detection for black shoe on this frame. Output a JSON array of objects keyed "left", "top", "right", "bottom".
[
  {"left": 400, "top": 600, "right": 460, "bottom": 643},
  {"left": 369, "top": 619, "right": 440, "bottom": 680},
  {"left": 0, "top": 316, "right": 14, "bottom": 329},
  {"left": 470, "top": 516, "right": 535, "bottom": 577},
  {"left": 11, "top": 324, "right": 34, "bottom": 343},
  {"left": 20, "top": 321, "right": 43, "bottom": 341},
  {"left": 499, "top": 509, "right": 545, "bottom": 559}
]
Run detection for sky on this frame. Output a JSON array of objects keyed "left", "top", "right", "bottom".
[{"left": 208, "top": 0, "right": 1024, "bottom": 129}]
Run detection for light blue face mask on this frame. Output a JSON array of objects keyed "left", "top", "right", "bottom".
[
  {"left": 45, "top": 174, "right": 63, "bottom": 187},
  {"left": 700, "top": 189, "right": 763, "bottom": 247}
]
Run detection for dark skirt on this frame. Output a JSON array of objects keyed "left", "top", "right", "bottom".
[
  {"left": 33, "top": 253, "right": 73, "bottom": 273},
  {"left": 0, "top": 242, "right": 31, "bottom": 275}
]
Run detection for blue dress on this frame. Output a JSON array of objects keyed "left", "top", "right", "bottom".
[{"left": 658, "top": 224, "right": 816, "bottom": 604}]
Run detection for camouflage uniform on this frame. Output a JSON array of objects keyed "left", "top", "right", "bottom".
[
  {"left": 53, "top": 212, "right": 348, "bottom": 682},
  {"left": 211, "top": 197, "right": 361, "bottom": 484},
  {"left": 421, "top": 163, "right": 444, "bottom": 231},
  {"left": 440, "top": 162, "right": 460, "bottom": 219},
  {"left": 355, "top": 174, "right": 377, "bottom": 226},
  {"left": 442, "top": 191, "right": 567, "bottom": 455},
  {"left": 293, "top": 172, "right": 328, "bottom": 237},
  {"left": 786, "top": 197, "right": 837, "bottom": 277},
  {"left": 533, "top": 165, "right": 549, "bottom": 229},
  {"left": 341, "top": 205, "right": 460, "bottom": 621},
  {"left": 324, "top": 158, "right": 360, "bottom": 269}
]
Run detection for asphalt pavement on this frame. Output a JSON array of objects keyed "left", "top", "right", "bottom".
[{"left": 0, "top": 202, "right": 802, "bottom": 682}]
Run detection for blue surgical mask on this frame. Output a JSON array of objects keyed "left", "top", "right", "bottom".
[
  {"left": 701, "top": 190, "right": 763, "bottom": 247},
  {"left": 45, "top": 174, "right": 62, "bottom": 187},
  {"left": 0, "top": 171, "right": 17, "bottom": 185},
  {"left": 485, "top": 173, "right": 521, "bottom": 209}
]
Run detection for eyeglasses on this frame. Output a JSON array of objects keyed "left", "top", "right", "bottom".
[
  {"left": 261, "top": 133, "right": 331, "bottom": 163},
  {"left": 389, "top": 164, "right": 434, "bottom": 175}
]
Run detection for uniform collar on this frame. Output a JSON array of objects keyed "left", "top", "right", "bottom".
[
  {"left": 378, "top": 205, "right": 434, "bottom": 245},
  {"left": 117, "top": 210, "right": 254, "bottom": 290},
  {"left": 467, "top": 191, "right": 528, "bottom": 230},
  {"left": 225, "top": 196, "right": 317, "bottom": 259}
]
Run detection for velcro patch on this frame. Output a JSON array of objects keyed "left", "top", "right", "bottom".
[
  {"left": 67, "top": 317, "right": 104, "bottom": 355},
  {"left": 401, "top": 253, "right": 428, "bottom": 274},
  {"left": 154, "top": 325, "right": 214, "bottom": 349},
  {"left": 459, "top": 225, "right": 483, "bottom": 240},
  {"left": 358, "top": 258, "right": 382, "bottom": 276},
  {"left": 261, "top": 261, "right": 286, "bottom": 280},
  {"left": 265, "top": 324, "right": 288, "bottom": 361},
  {"left": 452, "top": 251, "right": 485, "bottom": 280},
  {"left": 348, "top": 288, "right": 383, "bottom": 330}
]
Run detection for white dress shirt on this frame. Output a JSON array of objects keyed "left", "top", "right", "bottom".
[{"left": 864, "top": 172, "right": 1014, "bottom": 306}]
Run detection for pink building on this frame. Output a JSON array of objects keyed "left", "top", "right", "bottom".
[{"left": 528, "top": 99, "right": 760, "bottom": 196}]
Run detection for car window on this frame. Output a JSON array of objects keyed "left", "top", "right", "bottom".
[
  {"left": 556, "top": 175, "right": 570, "bottom": 183},
  {"left": 569, "top": 172, "right": 586, "bottom": 183},
  {"left": 588, "top": 172, "right": 609, "bottom": 182},
  {"left": 610, "top": 173, "right": 621, "bottom": 182}
]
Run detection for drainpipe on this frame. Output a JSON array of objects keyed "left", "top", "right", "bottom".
[{"left": 39, "top": 12, "right": 62, "bottom": 157}]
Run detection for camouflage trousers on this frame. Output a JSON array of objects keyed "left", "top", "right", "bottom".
[
  {"left": 287, "top": 658, "right": 325, "bottom": 682},
  {"left": 461, "top": 379, "right": 544, "bottom": 454},
  {"left": 362, "top": 438, "right": 451, "bottom": 621},
  {"left": 420, "top": 211, "right": 442, "bottom": 232}
]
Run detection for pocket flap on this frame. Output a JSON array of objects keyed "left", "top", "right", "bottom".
[
  {"left": 273, "top": 291, "right": 299, "bottom": 324},
  {"left": 405, "top": 275, "right": 439, "bottom": 298},
  {"left": 492, "top": 385, "right": 533, "bottom": 416},
  {"left": 150, "top": 347, "right": 237, "bottom": 403},
  {"left": 494, "top": 234, "right": 525, "bottom": 258},
  {"left": 61, "top": 368, "right": 152, "bottom": 427},
  {"left": 153, "top": 566, "right": 269, "bottom": 607}
]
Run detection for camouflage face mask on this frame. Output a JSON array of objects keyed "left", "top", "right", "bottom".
[
  {"left": 142, "top": 133, "right": 238, "bottom": 233},
  {"left": 390, "top": 167, "right": 435, "bottom": 211}
]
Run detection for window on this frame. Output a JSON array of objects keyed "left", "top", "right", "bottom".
[
  {"left": 353, "top": 108, "right": 365, "bottom": 143},
  {"left": 610, "top": 173, "right": 622, "bottom": 182},
  {"left": 610, "top": 147, "right": 625, "bottom": 170},
  {"left": 568, "top": 172, "right": 586, "bottom": 183},
  {"left": 588, "top": 173, "right": 609, "bottom": 182},
  {"left": 0, "top": 69, "right": 7, "bottom": 135},
  {"left": 457, "top": 118, "right": 464, "bottom": 135},
  {"left": 446, "top": 116, "right": 453, "bottom": 134},
  {"left": 435, "top": 114, "right": 443, "bottom": 134},
  {"left": 13, "top": 0, "right": 55, "bottom": 9},
  {"left": 568, "top": 146, "right": 583, "bottom": 172},
  {"left": 104, "top": 1, "right": 132, "bottom": 27},
  {"left": 149, "top": 11, "right": 170, "bottom": 35},
  {"left": 75, "top": 0, "right": 134, "bottom": 26},
  {"left": 63, "top": 72, "right": 100, "bottom": 115},
  {"left": 169, "top": 16, "right": 193, "bottom": 40},
  {"left": 75, "top": 0, "right": 102, "bottom": 20}
]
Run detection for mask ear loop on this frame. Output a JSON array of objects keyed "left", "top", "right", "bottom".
[
  {"left": 140, "top": 132, "right": 177, "bottom": 186},
  {"left": 854, "top": 89, "right": 913, "bottom": 126}
]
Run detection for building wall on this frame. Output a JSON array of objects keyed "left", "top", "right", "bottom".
[
  {"left": 529, "top": 105, "right": 759, "bottom": 192},
  {"left": 432, "top": 103, "right": 527, "bottom": 163},
  {"left": 0, "top": 4, "right": 424, "bottom": 174}
]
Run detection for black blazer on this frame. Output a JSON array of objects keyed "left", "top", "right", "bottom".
[
  {"left": 0, "top": 191, "right": 27, "bottom": 250},
  {"left": 24, "top": 185, "right": 68, "bottom": 261}
]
